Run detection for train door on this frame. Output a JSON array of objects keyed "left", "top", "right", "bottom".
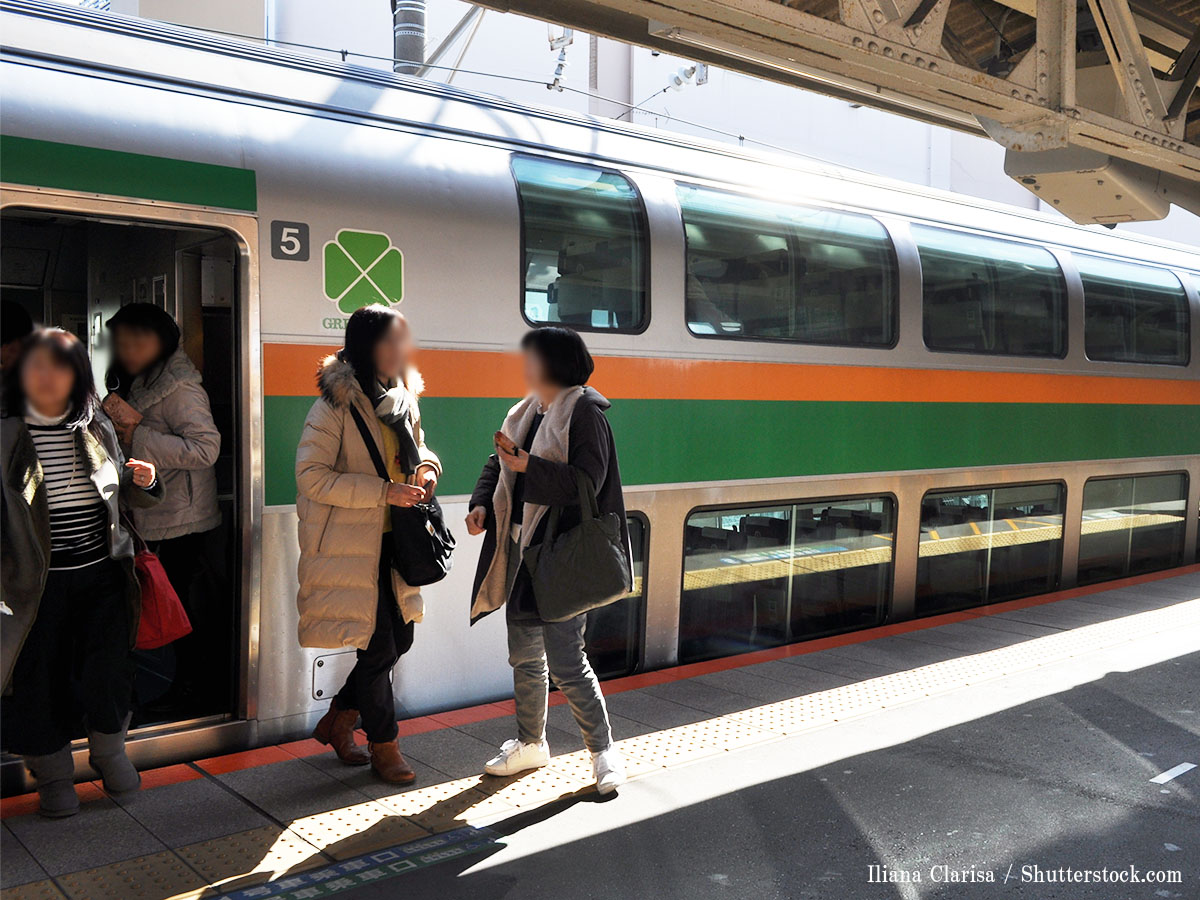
[{"left": 0, "top": 197, "right": 258, "bottom": 778}]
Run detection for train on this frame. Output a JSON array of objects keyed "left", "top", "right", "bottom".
[{"left": 1, "top": 0, "right": 1197, "bottom": 790}]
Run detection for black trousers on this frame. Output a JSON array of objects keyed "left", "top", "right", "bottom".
[
  {"left": 1, "top": 559, "right": 132, "bottom": 756},
  {"left": 149, "top": 527, "right": 228, "bottom": 706},
  {"left": 334, "top": 539, "right": 414, "bottom": 743}
]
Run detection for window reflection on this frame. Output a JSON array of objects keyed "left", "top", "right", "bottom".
[
  {"left": 678, "top": 185, "right": 897, "bottom": 346},
  {"left": 513, "top": 156, "right": 647, "bottom": 332},
  {"left": 680, "top": 497, "right": 895, "bottom": 664},
  {"left": 915, "top": 225, "right": 1067, "bottom": 358},
  {"left": 917, "top": 483, "right": 1064, "bottom": 616},
  {"left": 1080, "top": 256, "right": 1188, "bottom": 365},
  {"left": 1078, "top": 473, "right": 1188, "bottom": 584}
]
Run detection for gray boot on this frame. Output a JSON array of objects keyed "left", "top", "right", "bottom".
[
  {"left": 25, "top": 747, "right": 80, "bottom": 818},
  {"left": 87, "top": 714, "right": 140, "bottom": 795}
]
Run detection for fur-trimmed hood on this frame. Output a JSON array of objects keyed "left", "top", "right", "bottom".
[
  {"left": 316, "top": 354, "right": 425, "bottom": 409},
  {"left": 127, "top": 348, "right": 203, "bottom": 410}
]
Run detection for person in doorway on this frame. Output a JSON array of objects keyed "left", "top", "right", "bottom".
[
  {"left": 465, "top": 326, "right": 630, "bottom": 796},
  {"left": 295, "top": 304, "right": 441, "bottom": 784},
  {"left": 1, "top": 328, "right": 162, "bottom": 817},
  {"left": 102, "top": 304, "right": 222, "bottom": 715},
  {"left": 1, "top": 300, "right": 34, "bottom": 371}
]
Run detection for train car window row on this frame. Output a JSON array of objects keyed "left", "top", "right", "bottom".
[
  {"left": 916, "top": 482, "right": 1065, "bottom": 617},
  {"left": 675, "top": 473, "right": 1190, "bottom": 665},
  {"left": 677, "top": 184, "right": 898, "bottom": 347},
  {"left": 914, "top": 225, "right": 1067, "bottom": 359},
  {"left": 584, "top": 515, "right": 648, "bottom": 679},
  {"left": 1078, "top": 256, "right": 1190, "bottom": 366},
  {"left": 512, "top": 156, "right": 648, "bottom": 333},
  {"left": 679, "top": 497, "right": 896, "bottom": 664},
  {"left": 1078, "top": 473, "right": 1189, "bottom": 585}
]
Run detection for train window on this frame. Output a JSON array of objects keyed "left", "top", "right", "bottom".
[
  {"left": 916, "top": 483, "right": 1064, "bottom": 616},
  {"left": 914, "top": 225, "right": 1067, "bottom": 358},
  {"left": 512, "top": 156, "right": 648, "bottom": 332},
  {"left": 1078, "top": 473, "right": 1188, "bottom": 584},
  {"left": 584, "top": 515, "right": 647, "bottom": 679},
  {"left": 1079, "top": 256, "right": 1189, "bottom": 365},
  {"left": 677, "top": 184, "right": 897, "bottom": 346},
  {"left": 679, "top": 496, "right": 895, "bottom": 664}
]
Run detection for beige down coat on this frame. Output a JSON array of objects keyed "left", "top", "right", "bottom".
[{"left": 295, "top": 355, "right": 441, "bottom": 649}]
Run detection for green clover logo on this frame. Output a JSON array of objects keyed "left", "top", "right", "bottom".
[{"left": 323, "top": 229, "right": 404, "bottom": 314}]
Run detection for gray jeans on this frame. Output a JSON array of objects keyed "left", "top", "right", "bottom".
[{"left": 508, "top": 615, "right": 613, "bottom": 754}]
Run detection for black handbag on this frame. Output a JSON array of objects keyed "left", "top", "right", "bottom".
[
  {"left": 522, "top": 468, "right": 632, "bottom": 623},
  {"left": 349, "top": 404, "right": 455, "bottom": 587}
]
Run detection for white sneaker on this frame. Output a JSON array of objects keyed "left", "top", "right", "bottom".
[
  {"left": 592, "top": 748, "right": 626, "bottom": 795},
  {"left": 484, "top": 738, "right": 550, "bottom": 776}
]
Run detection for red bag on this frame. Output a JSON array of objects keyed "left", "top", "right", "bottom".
[{"left": 124, "top": 518, "right": 192, "bottom": 650}]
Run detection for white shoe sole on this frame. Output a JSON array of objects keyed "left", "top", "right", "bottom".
[
  {"left": 595, "top": 775, "right": 624, "bottom": 796},
  {"left": 484, "top": 757, "right": 549, "bottom": 777}
]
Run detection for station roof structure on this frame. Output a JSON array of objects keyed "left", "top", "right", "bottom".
[{"left": 477, "top": 0, "right": 1200, "bottom": 225}]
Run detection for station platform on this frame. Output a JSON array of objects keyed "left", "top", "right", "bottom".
[{"left": 3, "top": 568, "right": 1198, "bottom": 900}]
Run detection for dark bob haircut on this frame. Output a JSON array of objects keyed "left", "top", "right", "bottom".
[
  {"left": 105, "top": 303, "right": 182, "bottom": 394},
  {"left": 521, "top": 326, "right": 594, "bottom": 388},
  {"left": 340, "top": 304, "right": 407, "bottom": 396},
  {"left": 4, "top": 327, "right": 100, "bottom": 430}
]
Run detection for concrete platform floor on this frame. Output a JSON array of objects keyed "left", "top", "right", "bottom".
[{"left": 2, "top": 569, "right": 1198, "bottom": 900}]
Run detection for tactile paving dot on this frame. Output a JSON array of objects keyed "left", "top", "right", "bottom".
[
  {"left": 176, "top": 824, "right": 325, "bottom": 888},
  {"left": 57, "top": 850, "right": 208, "bottom": 900},
  {"left": 0, "top": 881, "right": 68, "bottom": 900},
  {"left": 287, "top": 800, "right": 429, "bottom": 860}
]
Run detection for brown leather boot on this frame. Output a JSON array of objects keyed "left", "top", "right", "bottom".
[
  {"left": 312, "top": 701, "right": 370, "bottom": 766},
  {"left": 369, "top": 741, "right": 416, "bottom": 785}
]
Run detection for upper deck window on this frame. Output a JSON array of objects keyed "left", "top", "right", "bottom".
[
  {"left": 677, "top": 185, "right": 897, "bottom": 347},
  {"left": 1079, "top": 256, "right": 1189, "bottom": 366},
  {"left": 914, "top": 225, "right": 1067, "bottom": 358},
  {"left": 512, "top": 156, "right": 647, "bottom": 333}
]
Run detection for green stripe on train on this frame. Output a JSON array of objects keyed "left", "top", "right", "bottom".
[
  {"left": 0, "top": 135, "right": 257, "bottom": 211},
  {"left": 263, "top": 396, "right": 1200, "bottom": 506}
]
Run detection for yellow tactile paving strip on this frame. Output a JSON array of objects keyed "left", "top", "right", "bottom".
[
  {"left": 2, "top": 880, "right": 69, "bottom": 900},
  {"left": 8, "top": 596, "right": 1197, "bottom": 900},
  {"left": 56, "top": 851, "right": 209, "bottom": 900}
]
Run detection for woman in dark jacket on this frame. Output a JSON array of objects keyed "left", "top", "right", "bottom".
[
  {"left": 466, "top": 327, "right": 631, "bottom": 795},
  {"left": 1, "top": 328, "right": 162, "bottom": 817}
]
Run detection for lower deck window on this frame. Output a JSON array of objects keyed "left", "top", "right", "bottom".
[
  {"left": 1078, "top": 473, "right": 1188, "bottom": 585},
  {"left": 680, "top": 497, "right": 895, "bottom": 664},
  {"left": 584, "top": 516, "right": 647, "bottom": 679},
  {"left": 917, "top": 483, "right": 1064, "bottom": 616}
]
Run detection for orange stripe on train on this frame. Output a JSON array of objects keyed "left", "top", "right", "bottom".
[{"left": 262, "top": 343, "right": 1200, "bottom": 405}]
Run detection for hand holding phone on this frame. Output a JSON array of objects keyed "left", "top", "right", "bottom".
[{"left": 494, "top": 430, "right": 517, "bottom": 456}]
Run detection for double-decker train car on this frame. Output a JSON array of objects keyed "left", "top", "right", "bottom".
[{"left": 1, "top": 0, "right": 1197, "bottom": 789}]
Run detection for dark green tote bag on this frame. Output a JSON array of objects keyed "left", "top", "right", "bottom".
[{"left": 523, "top": 469, "right": 632, "bottom": 623}]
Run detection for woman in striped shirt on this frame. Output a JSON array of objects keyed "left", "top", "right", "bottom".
[{"left": 1, "top": 328, "right": 162, "bottom": 818}]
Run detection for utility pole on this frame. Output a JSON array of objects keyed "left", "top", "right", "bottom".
[{"left": 391, "top": 0, "right": 425, "bottom": 75}]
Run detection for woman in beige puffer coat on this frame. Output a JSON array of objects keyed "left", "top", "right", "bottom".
[{"left": 295, "top": 304, "right": 440, "bottom": 785}]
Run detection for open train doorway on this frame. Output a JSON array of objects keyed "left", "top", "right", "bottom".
[{"left": 1, "top": 209, "right": 243, "bottom": 738}]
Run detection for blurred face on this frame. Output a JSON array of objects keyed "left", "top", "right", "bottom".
[
  {"left": 0, "top": 340, "right": 21, "bottom": 371},
  {"left": 114, "top": 326, "right": 163, "bottom": 377},
  {"left": 21, "top": 345, "right": 75, "bottom": 416},
  {"left": 372, "top": 318, "right": 412, "bottom": 382},
  {"left": 522, "top": 348, "right": 556, "bottom": 402}
]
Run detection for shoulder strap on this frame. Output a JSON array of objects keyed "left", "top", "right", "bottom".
[{"left": 348, "top": 404, "right": 390, "bottom": 481}]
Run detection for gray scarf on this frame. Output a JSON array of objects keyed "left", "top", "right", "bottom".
[{"left": 371, "top": 383, "right": 422, "bottom": 475}]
